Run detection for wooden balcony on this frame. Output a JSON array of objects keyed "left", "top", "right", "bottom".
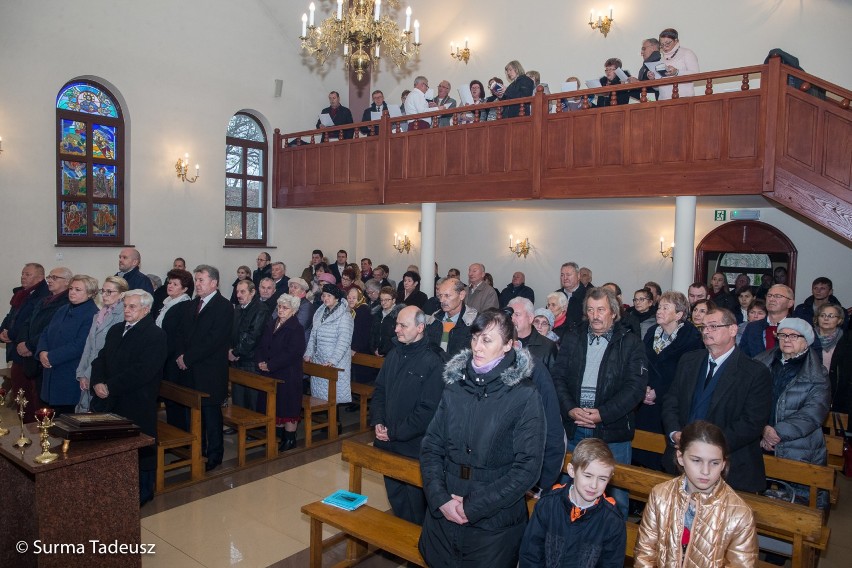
[{"left": 273, "top": 57, "right": 852, "bottom": 241}]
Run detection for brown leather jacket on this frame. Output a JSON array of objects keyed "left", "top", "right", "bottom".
[{"left": 634, "top": 475, "right": 758, "bottom": 567}]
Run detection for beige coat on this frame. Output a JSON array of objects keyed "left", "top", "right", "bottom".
[{"left": 634, "top": 475, "right": 758, "bottom": 567}]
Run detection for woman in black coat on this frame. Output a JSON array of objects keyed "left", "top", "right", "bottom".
[
  {"left": 501, "top": 60, "right": 535, "bottom": 118},
  {"left": 348, "top": 287, "right": 378, "bottom": 387},
  {"left": 256, "top": 294, "right": 306, "bottom": 452},
  {"left": 419, "top": 308, "right": 545, "bottom": 568},
  {"left": 396, "top": 270, "right": 427, "bottom": 309},
  {"left": 635, "top": 291, "right": 704, "bottom": 470},
  {"left": 595, "top": 57, "right": 632, "bottom": 107}
]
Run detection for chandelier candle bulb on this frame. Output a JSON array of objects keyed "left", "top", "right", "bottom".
[
  {"left": 374, "top": 0, "right": 381, "bottom": 21},
  {"left": 309, "top": 2, "right": 315, "bottom": 26},
  {"left": 464, "top": 37, "right": 468, "bottom": 49},
  {"left": 405, "top": 6, "right": 411, "bottom": 31},
  {"left": 589, "top": 10, "right": 594, "bottom": 23},
  {"left": 301, "top": 13, "right": 307, "bottom": 36},
  {"left": 337, "top": 0, "right": 343, "bottom": 20},
  {"left": 375, "top": 44, "right": 380, "bottom": 57},
  {"left": 414, "top": 19, "right": 419, "bottom": 43}
]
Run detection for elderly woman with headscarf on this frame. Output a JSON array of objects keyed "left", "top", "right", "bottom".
[
  {"left": 754, "top": 317, "right": 830, "bottom": 508},
  {"left": 532, "top": 307, "right": 560, "bottom": 343},
  {"left": 304, "top": 284, "right": 354, "bottom": 409},
  {"left": 75, "top": 275, "right": 128, "bottom": 412}
]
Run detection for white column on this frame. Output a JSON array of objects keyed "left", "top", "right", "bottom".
[
  {"left": 420, "top": 203, "right": 437, "bottom": 297},
  {"left": 672, "top": 196, "right": 697, "bottom": 293}
]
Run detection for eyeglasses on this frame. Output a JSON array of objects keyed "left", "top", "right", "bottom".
[
  {"left": 46, "top": 275, "right": 67, "bottom": 281},
  {"left": 776, "top": 332, "right": 805, "bottom": 341},
  {"left": 633, "top": 297, "right": 649, "bottom": 303},
  {"left": 660, "top": 40, "right": 675, "bottom": 49},
  {"left": 765, "top": 293, "right": 792, "bottom": 300},
  {"left": 703, "top": 323, "right": 734, "bottom": 331},
  {"left": 100, "top": 289, "right": 119, "bottom": 296},
  {"left": 819, "top": 313, "right": 839, "bottom": 319}
]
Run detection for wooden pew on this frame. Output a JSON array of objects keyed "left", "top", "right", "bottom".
[
  {"left": 824, "top": 412, "right": 848, "bottom": 471},
  {"left": 350, "top": 352, "right": 384, "bottom": 432},
  {"left": 156, "top": 381, "right": 208, "bottom": 493},
  {"left": 302, "top": 361, "right": 340, "bottom": 448},
  {"left": 223, "top": 368, "right": 278, "bottom": 466},
  {"left": 301, "top": 440, "right": 425, "bottom": 567},
  {"left": 632, "top": 429, "right": 837, "bottom": 510}
]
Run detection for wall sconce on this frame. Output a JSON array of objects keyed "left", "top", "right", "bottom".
[
  {"left": 509, "top": 235, "right": 531, "bottom": 258},
  {"left": 175, "top": 153, "right": 200, "bottom": 183},
  {"left": 659, "top": 237, "right": 674, "bottom": 260},
  {"left": 588, "top": 6, "right": 614, "bottom": 37},
  {"left": 450, "top": 38, "right": 470, "bottom": 64},
  {"left": 393, "top": 232, "right": 411, "bottom": 254}
]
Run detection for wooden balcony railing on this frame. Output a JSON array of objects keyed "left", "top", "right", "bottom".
[{"left": 273, "top": 57, "right": 851, "bottom": 240}]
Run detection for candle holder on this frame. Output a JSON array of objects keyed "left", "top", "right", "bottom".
[
  {"left": 0, "top": 388, "right": 8, "bottom": 436},
  {"left": 13, "top": 389, "right": 32, "bottom": 449},
  {"left": 33, "top": 407, "right": 58, "bottom": 464}
]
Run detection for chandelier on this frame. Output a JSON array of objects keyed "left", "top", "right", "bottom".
[{"left": 299, "top": 0, "right": 421, "bottom": 81}]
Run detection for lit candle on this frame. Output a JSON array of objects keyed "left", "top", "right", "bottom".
[
  {"left": 660, "top": 236, "right": 664, "bottom": 252},
  {"left": 450, "top": 41, "right": 454, "bottom": 54},
  {"left": 589, "top": 10, "right": 593, "bottom": 23},
  {"left": 301, "top": 13, "right": 307, "bottom": 36},
  {"left": 464, "top": 37, "right": 468, "bottom": 49},
  {"left": 375, "top": 44, "right": 380, "bottom": 57},
  {"left": 195, "top": 164, "right": 200, "bottom": 174},
  {"left": 374, "top": 0, "right": 381, "bottom": 21},
  {"left": 405, "top": 7, "right": 411, "bottom": 31},
  {"left": 394, "top": 232, "right": 398, "bottom": 246},
  {"left": 609, "top": 5, "right": 613, "bottom": 19},
  {"left": 309, "top": 2, "right": 315, "bottom": 26},
  {"left": 413, "top": 20, "right": 419, "bottom": 43},
  {"left": 509, "top": 234, "right": 514, "bottom": 247},
  {"left": 337, "top": 0, "right": 343, "bottom": 20},
  {"left": 343, "top": 43, "right": 348, "bottom": 55}
]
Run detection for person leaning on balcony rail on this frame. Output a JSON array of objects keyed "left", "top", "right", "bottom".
[
  {"left": 404, "top": 75, "right": 432, "bottom": 130},
  {"left": 315, "top": 90, "right": 354, "bottom": 139},
  {"left": 626, "top": 37, "right": 662, "bottom": 100},
  {"left": 644, "top": 28, "right": 699, "bottom": 100},
  {"left": 596, "top": 57, "right": 632, "bottom": 107}
]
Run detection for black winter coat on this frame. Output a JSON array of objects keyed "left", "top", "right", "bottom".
[
  {"left": 502, "top": 74, "right": 535, "bottom": 118},
  {"left": 419, "top": 348, "right": 546, "bottom": 568},
  {"left": 519, "top": 484, "right": 625, "bottom": 567},
  {"left": 230, "top": 296, "right": 270, "bottom": 362},
  {"left": 17, "top": 291, "right": 70, "bottom": 377},
  {"left": 370, "top": 335, "right": 445, "bottom": 458},
  {"left": 551, "top": 323, "right": 648, "bottom": 443},
  {"left": 371, "top": 304, "right": 404, "bottom": 356},
  {"left": 175, "top": 293, "right": 233, "bottom": 404},
  {"left": 3, "top": 280, "right": 49, "bottom": 364},
  {"left": 521, "top": 328, "right": 558, "bottom": 373}
]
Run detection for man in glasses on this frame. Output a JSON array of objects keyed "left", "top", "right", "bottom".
[
  {"left": 662, "top": 307, "right": 771, "bottom": 493},
  {"left": 740, "top": 284, "right": 795, "bottom": 357}
]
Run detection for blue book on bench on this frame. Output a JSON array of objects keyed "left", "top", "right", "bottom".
[{"left": 322, "top": 490, "right": 368, "bottom": 511}]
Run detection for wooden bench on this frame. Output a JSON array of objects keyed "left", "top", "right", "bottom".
[
  {"left": 824, "top": 412, "right": 848, "bottom": 471},
  {"left": 302, "top": 361, "right": 340, "bottom": 448},
  {"left": 351, "top": 352, "right": 384, "bottom": 432},
  {"left": 156, "top": 381, "right": 207, "bottom": 493},
  {"left": 301, "top": 440, "right": 426, "bottom": 567},
  {"left": 632, "top": 429, "right": 838, "bottom": 510},
  {"left": 222, "top": 368, "right": 278, "bottom": 467}
]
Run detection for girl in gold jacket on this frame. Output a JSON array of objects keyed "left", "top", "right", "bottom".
[{"left": 634, "top": 420, "right": 758, "bottom": 567}]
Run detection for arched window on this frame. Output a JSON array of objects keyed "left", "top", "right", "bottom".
[
  {"left": 56, "top": 80, "right": 124, "bottom": 245},
  {"left": 225, "top": 112, "right": 267, "bottom": 245}
]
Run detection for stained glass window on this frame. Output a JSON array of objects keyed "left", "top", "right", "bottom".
[
  {"left": 225, "top": 112, "right": 267, "bottom": 245},
  {"left": 56, "top": 80, "right": 124, "bottom": 244}
]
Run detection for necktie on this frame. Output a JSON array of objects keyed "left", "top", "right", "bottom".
[
  {"left": 196, "top": 298, "right": 204, "bottom": 315},
  {"left": 123, "top": 323, "right": 132, "bottom": 336},
  {"left": 703, "top": 360, "right": 717, "bottom": 389},
  {"left": 765, "top": 325, "right": 777, "bottom": 350}
]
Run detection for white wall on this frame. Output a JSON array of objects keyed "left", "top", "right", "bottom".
[{"left": 0, "top": 0, "right": 849, "bottom": 302}]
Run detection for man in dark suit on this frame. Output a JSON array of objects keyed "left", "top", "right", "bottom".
[
  {"left": 740, "top": 284, "right": 795, "bottom": 357},
  {"left": 329, "top": 250, "right": 348, "bottom": 285},
  {"left": 316, "top": 91, "right": 354, "bottom": 140},
  {"left": 116, "top": 247, "right": 154, "bottom": 294},
  {"left": 252, "top": 252, "right": 272, "bottom": 288},
  {"left": 360, "top": 90, "right": 389, "bottom": 135},
  {"left": 175, "top": 265, "right": 233, "bottom": 471},
  {"left": 556, "top": 261, "right": 588, "bottom": 332},
  {"left": 269, "top": 262, "right": 289, "bottom": 304},
  {"left": 91, "top": 289, "right": 167, "bottom": 504},
  {"left": 662, "top": 307, "right": 772, "bottom": 493}
]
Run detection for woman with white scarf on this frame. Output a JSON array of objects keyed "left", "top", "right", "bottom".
[
  {"left": 75, "top": 275, "right": 128, "bottom": 412},
  {"left": 158, "top": 268, "right": 195, "bottom": 430}
]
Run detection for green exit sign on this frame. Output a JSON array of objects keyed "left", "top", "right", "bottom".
[{"left": 714, "top": 210, "right": 727, "bottom": 221}]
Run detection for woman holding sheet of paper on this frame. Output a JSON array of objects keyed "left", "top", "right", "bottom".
[
  {"left": 646, "top": 28, "right": 699, "bottom": 100},
  {"left": 596, "top": 57, "right": 632, "bottom": 107}
]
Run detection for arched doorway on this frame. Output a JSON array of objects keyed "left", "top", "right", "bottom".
[{"left": 694, "top": 221, "right": 798, "bottom": 294}]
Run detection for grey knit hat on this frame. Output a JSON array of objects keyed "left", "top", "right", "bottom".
[
  {"left": 534, "top": 308, "right": 555, "bottom": 328},
  {"left": 777, "top": 317, "right": 815, "bottom": 346}
]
